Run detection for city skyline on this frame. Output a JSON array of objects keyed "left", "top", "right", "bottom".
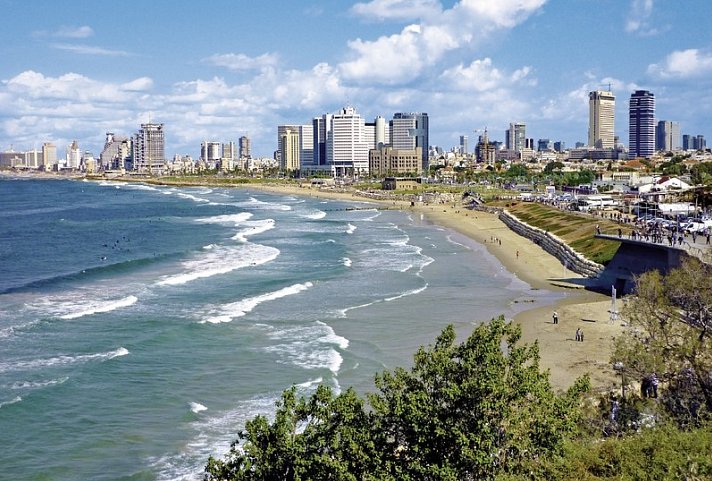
[{"left": 1, "top": 0, "right": 712, "bottom": 158}]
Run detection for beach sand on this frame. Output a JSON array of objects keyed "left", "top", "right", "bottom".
[{"left": 241, "top": 182, "right": 624, "bottom": 394}]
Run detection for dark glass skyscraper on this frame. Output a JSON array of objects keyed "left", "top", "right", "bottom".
[{"left": 629, "top": 90, "right": 655, "bottom": 158}]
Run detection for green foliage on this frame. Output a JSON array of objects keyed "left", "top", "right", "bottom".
[
  {"left": 505, "top": 163, "right": 529, "bottom": 178},
  {"left": 613, "top": 258, "right": 712, "bottom": 425},
  {"left": 691, "top": 162, "right": 712, "bottom": 185},
  {"left": 205, "top": 317, "right": 590, "bottom": 481},
  {"left": 543, "top": 161, "right": 565, "bottom": 174},
  {"left": 524, "top": 422, "right": 712, "bottom": 481}
]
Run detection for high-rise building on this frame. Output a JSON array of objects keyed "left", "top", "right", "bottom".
[
  {"left": 390, "top": 112, "right": 429, "bottom": 171},
  {"left": 327, "top": 106, "right": 369, "bottom": 177},
  {"left": 133, "top": 123, "right": 165, "bottom": 174},
  {"left": 66, "top": 140, "right": 81, "bottom": 170},
  {"left": 312, "top": 113, "right": 332, "bottom": 166},
  {"left": 459, "top": 135, "right": 469, "bottom": 155},
  {"left": 629, "top": 90, "right": 655, "bottom": 158},
  {"left": 299, "top": 124, "right": 313, "bottom": 167},
  {"left": 239, "top": 135, "right": 251, "bottom": 159},
  {"left": 655, "top": 121, "right": 681, "bottom": 151},
  {"left": 505, "top": 122, "right": 526, "bottom": 152},
  {"left": 200, "top": 141, "right": 221, "bottom": 168},
  {"left": 588, "top": 90, "right": 616, "bottom": 148},
  {"left": 41, "top": 142, "right": 56, "bottom": 171},
  {"left": 279, "top": 128, "right": 301, "bottom": 172},
  {"left": 100, "top": 133, "right": 131, "bottom": 170}
]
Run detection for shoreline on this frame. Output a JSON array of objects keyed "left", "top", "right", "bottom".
[
  {"left": 240, "top": 182, "right": 622, "bottom": 393},
  {"left": 3, "top": 173, "right": 622, "bottom": 392}
]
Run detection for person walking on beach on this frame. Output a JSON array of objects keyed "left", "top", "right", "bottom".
[
  {"left": 575, "top": 328, "right": 581, "bottom": 341},
  {"left": 552, "top": 311, "right": 558, "bottom": 324}
]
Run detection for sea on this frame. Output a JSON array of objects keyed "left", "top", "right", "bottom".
[{"left": 0, "top": 177, "right": 562, "bottom": 480}]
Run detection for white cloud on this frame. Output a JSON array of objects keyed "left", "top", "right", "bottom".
[
  {"left": 203, "top": 53, "right": 279, "bottom": 72},
  {"left": 55, "top": 25, "right": 94, "bottom": 38},
  {"left": 441, "top": 58, "right": 536, "bottom": 92},
  {"left": 51, "top": 43, "right": 131, "bottom": 57},
  {"left": 350, "top": 0, "right": 441, "bottom": 21},
  {"left": 625, "top": 0, "right": 663, "bottom": 36},
  {"left": 339, "top": 0, "right": 545, "bottom": 85},
  {"left": 647, "top": 49, "right": 712, "bottom": 79}
]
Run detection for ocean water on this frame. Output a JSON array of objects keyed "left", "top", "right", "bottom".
[{"left": 0, "top": 177, "right": 561, "bottom": 480}]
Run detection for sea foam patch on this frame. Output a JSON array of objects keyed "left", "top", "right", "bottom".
[
  {"left": 201, "top": 282, "right": 313, "bottom": 324},
  {"left": 0, "top": 347, "right": 128, "bottom": 374},
  {"left": 58, "top": 295, "right": 138, "bottom": 320},
  {"left": 262, "top": 321, "right": 348, "bottom": 373},
  {"left": 156, "top": 244, "right": 280, "bottom": 286}
]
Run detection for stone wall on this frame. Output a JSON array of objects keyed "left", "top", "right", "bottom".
[
  {"left": 497, "top": 210, "right": 604, "bottom": 278},
  {"left": 467, "top": 202, "right": 603, "bottom": 278}
]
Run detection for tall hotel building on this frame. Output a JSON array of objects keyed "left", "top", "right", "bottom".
[
  {"left": 133, "top": 123, "right": 165, "bottom": 174},
  {"left": 588, "top": 90, "right": 615, "bottom": 148},
  {"left": 505, "top": 122, "right": 526, "bottom": 152},
  {"left": 390, "top": 112, "right": 429, "bottom": 171},
  {"left": 326, "top": 107, "right": 369, "bottom": 177},
  {"left": 629, "top": 90, "right": 655, "bottom": 158}
]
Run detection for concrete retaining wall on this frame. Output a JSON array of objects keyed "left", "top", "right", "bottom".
[
  {"left": 497, "top": 210, "right": 604, "bottom": 278},
  {"left": 467, "top": 202, "right": 603, "bottom": 278}
]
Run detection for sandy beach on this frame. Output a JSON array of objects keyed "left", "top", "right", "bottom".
[{"left": 240, "top": 182, "right": 623, "bottom": 393}]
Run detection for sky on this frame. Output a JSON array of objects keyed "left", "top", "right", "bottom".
[{"left": 1, "top": 0, "right": 712, "bottom": 159}]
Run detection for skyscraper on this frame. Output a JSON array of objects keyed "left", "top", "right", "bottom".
[
  {"left": 459, "top": 135, "right": 468, "bottom": 155},
  {"left": 655, "top": 121, "right": 681, "bottom": 152},
  {"left": 390, "top": 112, "right": 429, "bottom": 171},
  {"left": 505, "top": 122, "right": 526, "bottom": 152},
  {"left": 588, "top": 90, "right": 615, "bottom": 148},
  {"left": 279, "top": 128, "right": 301, "bottom": 172},
  {"left": 629, "top": 90, "right": 655, "bottom": 158},
  {"left": 133, "top": 123, "right": 165, "bottom": 174},
  {"left": 327, "top": 107, "right": 369, "bottom": 177},
  {"left": 239, "top": 135, "right": 251, "bottom": 159}
]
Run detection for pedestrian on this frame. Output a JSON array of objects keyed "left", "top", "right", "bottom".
[
  {"left": 651, "top": 372, "right": 659, "bottom": 398},
  {"left": 580, "top": 329, "right": 584, "bottom": 341},
  {"left": 575, "top": 327, "right": 581, "bottom": 341},
  {"left": 617, "top": 227, "right": 622, "bottom": 238},
  {"left": 596, "top": 224, "right": 601, "bottom": 235},
  {"left": 552, "top": 311, "right": 558, "bottom": 324},
  {"left": 707, "top": 229, "right": 711, "bottom": 245}
]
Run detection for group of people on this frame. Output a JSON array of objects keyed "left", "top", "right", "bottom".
[{"left": 552, "top": 311, "right": 584, "bottom": 341}]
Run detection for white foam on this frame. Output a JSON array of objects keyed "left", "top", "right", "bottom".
[
  {"left": 446, "top": 234, "right": 472, "bottom": 250},
  {"left": 59, "top": 295, "right": 138, "bottom": 320},
  {"left": 201, "top": 282, "right": 313, "bottom": 324},
  {"left": 341, "top": 257, "right": 352, "bottom": 267},
  {"left": 345, "top": 223, "right": 357, "bottom": 234},
  {"left": 195, "top": 213, "right": 253, "bottom": 225},
  {"left": 261, "top": 321, "right": 347, "bottom": 373},
  {"left": 295, "top": 377, "right": 323, "bottom": 390},
  {"left": 0, "top": 396, "right": 22, "bottom": 408},
  {"left": 156, "top": 244, "right": 280, "bottom": 286},
  {"left": 176, "top": 192, "right": 210, "bottom": 203},
  {"left": 0, "top": 347, "right": 128, "bottom": 373},
  {"left": 232, "top": 219, "right": 275, "bottom": 243},
  {"left": 242, "top": 197, "right": 292, "bottom": 211},
  {"left": 302, "top": 210, "right": 326, "bottom": 220},
  {"left": 189, "top": 402, "right": 208, "bottom": 414},
  {"left": 10, "top": 377, "right": 69, "bottom": 390},
  {"left": 385, "top": 284, "right": 428, "bottom": 302}
]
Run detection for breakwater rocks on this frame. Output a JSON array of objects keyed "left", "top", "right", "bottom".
[{"left": 470, "top": 204, "right": 604, "bottom": 279}]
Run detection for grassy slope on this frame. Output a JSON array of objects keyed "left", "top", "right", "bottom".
[{"left": 487, "top": 200, "right": 624, "bottom": 265}]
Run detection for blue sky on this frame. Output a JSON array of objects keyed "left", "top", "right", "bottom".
[{"left": 1, "top": 0, "right": 712, "bottom": 159}]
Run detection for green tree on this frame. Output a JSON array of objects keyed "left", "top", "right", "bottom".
[
  {"left": 613, "top": 257, "right": 712, "bottom": 424},
  {"left": 543, "top": 161, "right": 564, "bottom": 174},
  {"left": 369, "top": 317, "right": 589, "bottom": 481}
]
